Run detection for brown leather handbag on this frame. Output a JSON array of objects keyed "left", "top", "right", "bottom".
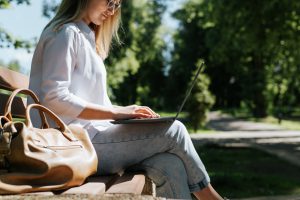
[{"left": 0, "top": 89, "right": 98, "bottom": 194}]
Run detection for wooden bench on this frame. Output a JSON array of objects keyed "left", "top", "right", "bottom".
[{"left": 0, "top": 66, "right": 156, "bottom": 197}]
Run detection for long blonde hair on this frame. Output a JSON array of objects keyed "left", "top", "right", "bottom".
[{"left": 45, "top": 0, "right": 121, "bottom": 59}]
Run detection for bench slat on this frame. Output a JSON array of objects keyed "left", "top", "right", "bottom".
[
  {"left": 26, "top": 176, "right": 118, "bottom": 196},
  {"left": 23, "top": 191, "right": 55, "bottom": 196},
  {"left": 0, "top": 67, "right": 28, "bottom": 118},
  {"left": 106, "top": 173, "right": 145, "bottom": 194},
  {"left": 59, "top": 176, "right": 118, "bottom": 195},
  {"left": 0, "top": 93, "right": 26, "bottom": 118},
  {"left": 0, "top": 67, "right": 29, "bottom": 91}
]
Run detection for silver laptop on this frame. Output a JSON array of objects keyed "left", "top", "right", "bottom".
[{"left": 110, "top": 61, "right": 205, "bottom": 124}]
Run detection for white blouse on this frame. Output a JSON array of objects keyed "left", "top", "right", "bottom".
[{"left": 29, "top": 21, "right": 113, "bottom": 139}]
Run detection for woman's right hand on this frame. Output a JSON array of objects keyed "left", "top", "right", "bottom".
[{"left": 112, "top": 105, "right": 160, "bottom": 120}]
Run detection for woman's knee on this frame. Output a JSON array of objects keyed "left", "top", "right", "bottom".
[
  {"left": 138, "top": 153, "right": 191, "bottom": 199},
  {"left": 166, "top": 120, "right": 190, "bottom": 142},
  {"left": 142, "top": 153, "right": 187, "bottom": 175},
  {"left": 138, "top": 153, "right": 189, "bottom": 189},
  {"left": 127, "top": 153, "right": 188, "bottom": 181}
]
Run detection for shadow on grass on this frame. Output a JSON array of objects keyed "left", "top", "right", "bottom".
[{"left": 197, "top": 144, "right": 300, "bottom": 198}]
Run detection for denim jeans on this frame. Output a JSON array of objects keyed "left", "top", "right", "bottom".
[{"left": 91, "top": 120, "right": 210, "bottom": 199}]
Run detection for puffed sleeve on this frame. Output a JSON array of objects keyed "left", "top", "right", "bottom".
[{"left": 41, "top": 26, "right": 88, "bottom": 118}]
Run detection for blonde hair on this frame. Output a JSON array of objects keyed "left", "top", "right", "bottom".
[{"left": 45, "top": 0, "right": 121, "bottom": 59}]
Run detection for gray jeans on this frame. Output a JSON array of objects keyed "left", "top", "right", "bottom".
[{"left": 91, "top": 120, "right": 210, "bottom": 199}]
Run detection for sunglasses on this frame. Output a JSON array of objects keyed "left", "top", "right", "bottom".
[{"left": 107, "top": 0, "right": 121, "bottom": 12}]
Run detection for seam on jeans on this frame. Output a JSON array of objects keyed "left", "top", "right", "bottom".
[
  {"left": 93, "top": 124, "right": 176, "bottom": 145},
  {"left": 92, "top": 135, "right": 157, "bottom": 144},
  {"left": 92, "top": 120, "right": 173, "bottom": 145},
  {"left": 138, "top": 165, "right": 179, "bottom": 198}
]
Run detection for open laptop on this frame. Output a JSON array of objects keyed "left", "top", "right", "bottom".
[{"left": 110, "top": 61, "right": 205, "bottom": 124}]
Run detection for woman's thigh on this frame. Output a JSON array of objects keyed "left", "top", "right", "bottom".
[{"left": 91, "top": 121, "right": 175, "bottom": 175}]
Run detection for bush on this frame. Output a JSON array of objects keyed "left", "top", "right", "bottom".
[{"left": 186, "top": 61, "right": 215, "bottom": 131}]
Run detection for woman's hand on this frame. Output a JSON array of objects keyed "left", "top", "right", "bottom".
[{"left": 112, "top": 105, "right": 160, "bottom": 120}]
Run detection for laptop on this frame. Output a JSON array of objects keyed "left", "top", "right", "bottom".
[{"left": 110, "top": 61, "right": 205, "bottom": 124}]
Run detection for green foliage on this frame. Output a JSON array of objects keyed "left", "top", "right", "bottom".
[
  {"left": 165, "top": 0, "right": 208, "bottom": 111},
  {"left": 0, "top": 0, "right": 34, "bottom": 51},
  {"left": 7, "top": 59, "right": 21, "bottom": 72},
  {"left": 42, "top": 0, "right": 59, "bottom": 19},
  {"left": 169, "top": 0, "right": 300, "bottom": 118},
  {"left": 107, "top": 0, "right": 168, "bottom": 109},
  {"left": 186, "top": 61, "right": 215, "bottom": 131},
  {"left": 0, "top": 0, "right": 30, "bottom": 9},
  {"left": 5, "top": 0, "right": 300, "bottom": 128},
  {"left": 0, "top": 27, "right": 33, "bottom": 51}
]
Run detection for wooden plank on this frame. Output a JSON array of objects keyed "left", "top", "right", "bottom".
[
  {"left": 0, "top": 67, "right": 29, "bottom": 91},
  {"left": 23, "top": 191, "right": 55, "bottom": 196},
  {"left": 58, "top": 176, "right": 118, "bottom": 195},
  {"left": 106, "top": 174, "right": 145, "bottom": 194},
  {"left": 25, "top": 176, "right": 118, "bottom": 196},
  {"left": 87, "top": 175, "right": 121, "bottom": 191},
  {"left": 0, "top": 67, "right": 28, "bottom": 118},
  {"left": 0, "top": 93, "right": 26, "bottom": 118}
]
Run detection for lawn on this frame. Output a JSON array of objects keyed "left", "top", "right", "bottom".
[
  {"left": 157, "top": 111, "right": 217, "bottom": 133},
  {"left": 197, "top": 144, "right": 300, "bottom": 198}
]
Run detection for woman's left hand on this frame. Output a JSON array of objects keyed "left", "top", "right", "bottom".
[
  {"left": 132, "top": 106, "right": 160, "bottom": 119},
  {"left": 112, "top": 105, "right": 160, "bottom": 120}
]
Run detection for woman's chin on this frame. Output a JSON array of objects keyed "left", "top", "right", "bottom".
[{"left": 92, "top": 20, "right": 104, "bottom": 26}]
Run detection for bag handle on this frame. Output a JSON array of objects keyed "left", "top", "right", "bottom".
[
  {"left": 4, "top": 88, "right": 49, "bottom": 129},
  {"left": 26, "top": 104, "right": 78, "bottom": 142},
  {"left": 0, "top": 116, "right": 10, "bottom": 129}
]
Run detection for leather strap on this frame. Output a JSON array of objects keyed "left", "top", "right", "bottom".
[
  {"left": 26, "top": 104, "right": 78, "bottom": 142},
  {"left": 0, "top": 116, "right": 10, "bottom": 128},
  {"left": 4, "top": 88, "right": 49, "bottom": 128}
]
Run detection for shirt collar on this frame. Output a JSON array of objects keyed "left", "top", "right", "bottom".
[{"left": 75, "top": 20, "right": 96, "bottom": 42}]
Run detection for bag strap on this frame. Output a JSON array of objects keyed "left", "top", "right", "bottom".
[
  {"left": 26, "top": 104, "right": 78, "bottom": 142},
  {"left": 0, "top": 116, "right": 10, "bottom": 129},
  {"left": 4, "top": 88, "right": 49, "bottom": 129}
]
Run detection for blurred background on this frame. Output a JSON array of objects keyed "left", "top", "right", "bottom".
[
  {"left": 1, "top": 0, "right": 300, "bottom": 199},
  {"left": 1, "top": 0, "right": 300, "bottom": 127}
]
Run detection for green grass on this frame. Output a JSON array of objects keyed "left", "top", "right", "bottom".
[
  {"left": 197, "top": 144, "right": 300, "bottom": 198},
  {"left": 156, "top": 111, "right": 188, "bottom": 119},
  {"left": 156, "top": 111, "right": 217, "bottom": 134},
  {"left": 220, "top": 107, "right": 251, "bottom": 118}
]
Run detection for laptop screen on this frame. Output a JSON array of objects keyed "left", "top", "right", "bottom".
[{"left": 175, "top": 61, "right": 205, "bottom": 119}]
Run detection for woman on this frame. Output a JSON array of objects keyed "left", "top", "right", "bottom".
[{"left": 29, "top": 0, "right": 224, "bottom": 199}]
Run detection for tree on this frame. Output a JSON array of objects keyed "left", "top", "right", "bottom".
[
  {"left": 7, "top": 59, "right": 21, "bottom": 72},
  {"left": 106, "top": 0, "right": 167, "bottom": 108},
  {"left": 0, "top": 0, "right": 33, "bottom": 51},
  {"left": 186, "top": 60, "right": 215, "bottom": 131},
  {"left": 165, "top": 0, "right": 209, "bottom": 111},
  {"left": 169, "top": 0, "right": 300, "bottom": 118}
]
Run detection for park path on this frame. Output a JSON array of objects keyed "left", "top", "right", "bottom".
[
  {"left": 206, "top": 111, "right": 284, "bottom": 131},
  {"left": 190, "top": 111, "right": 300, "bottom": 200},
  {"left": 191, "top": 111, "right": 300, "bottom": 167}
]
